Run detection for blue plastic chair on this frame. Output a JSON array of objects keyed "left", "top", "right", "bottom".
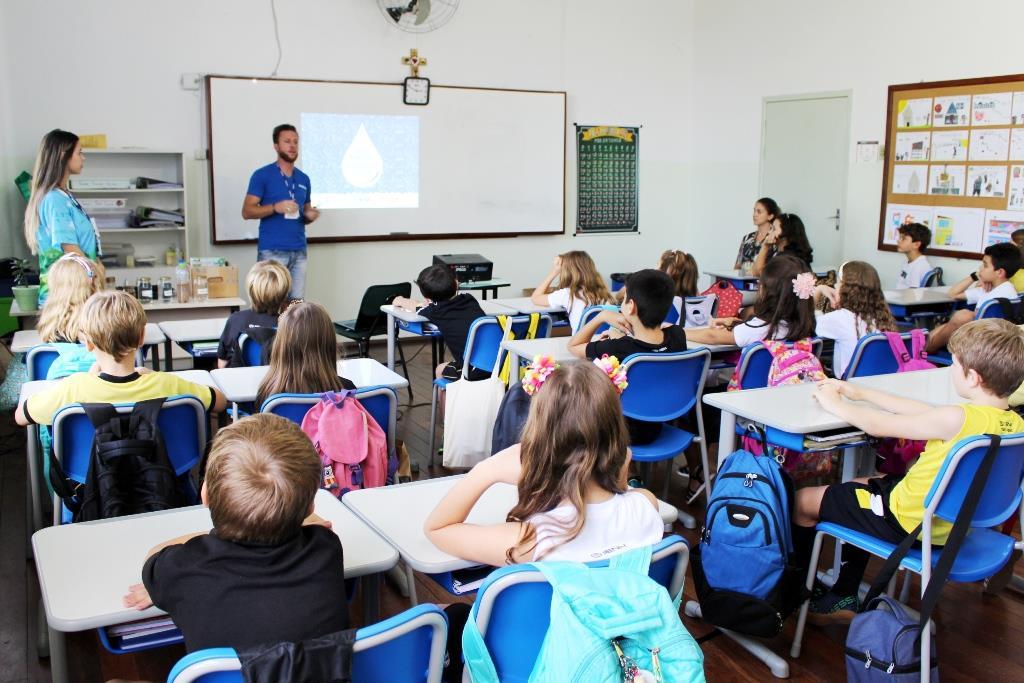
[
  {"left": 260, "top": 386, "right": 398, "bottom": 458},
  {"left": 790, "top": 433, "right": 1024, "bottom": 673},
  {"left": 428, "top": 314, "right": 553, "bottom": 460},
  {"left": 577, "top": 304, "right": 618, "bottom": 333},
  {"left": 975, "top": 296, "right": 1022, "bottom": 320},
  {"left": 730, "top": 338, "right": 824, "bottom": 390},
  {"left": 166, "top": 603, "right": 449, "bottom": 683},
  {"left": 50, "top": 394, "right": 208, "bottom": 654},
  {"left": 467, "top": 536, "right": 689, "bottom": 683},
  {"left": 237, "top": 333, "right": 264, "bottom": 367},
  {"left": 920, "top": 267, "right": 944, "bottom": 287},
  {"left": 842, "top": 331, "right": 923, "bottom": 379},
  {"left": 620, "top": 349, "right": 711, "bottom": 506},
  {"left": 26, "top": 344, "right": 60, "bottom": 382}
]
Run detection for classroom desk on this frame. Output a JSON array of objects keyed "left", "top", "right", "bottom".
[
  {"left": 18, "top": 370, "right": 216, "bottom": 544},
  {"left": 12, "top": 323, "right": 167, "bottom": 370},
  {"left": 705, "top": 269, "right": 760, "bottom": 291},
  {"left": 211, "top": 358, "right": 410, "bottom": 419},
  {"left": 487, "top": 296, "right": 565, "bottom": 315},
  {"left": 157, "top": 318, "right": 227, "bottom": 371},
  {"left": 9, "top": 296, "right": 244, "bottom": 330},
  {"left": 32, "top": 489, "right": 398, "bottom": 683},
  {"left": 457, "top": 278, "right": 512, "bottom": 299},
  {"left": 342, "top": 475, "right": 679, "bottom": 605},
  {"left": 884, "top": 286, "right": 958, "bottom": 320},
  {"left": 380, "top": 301, "right": 518, "bottom": 371}
]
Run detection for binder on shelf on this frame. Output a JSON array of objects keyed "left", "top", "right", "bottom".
[
  {"left": 135, "top": 176, "right": 183, "bottom": 189},
  {"left": 70, "top": 177, "right": 134, "bottom": 190},
  {"left": 134, "top": 206, "right": 184, "bottom": 224}
]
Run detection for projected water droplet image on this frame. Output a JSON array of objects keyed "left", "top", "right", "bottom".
[{"left": 341, "top": 124, "right": 384, "bottom": 188}]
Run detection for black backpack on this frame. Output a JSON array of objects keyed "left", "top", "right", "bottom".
[
  {"left": 491, "top": 383, "right": 532, "bottom": 455},
  {"left": 229, "top": 325, "right": 278, "bottom": 368},
  {"left": 995, "top": 297, "right": 1024, "bottom": 324},
  {"left": 48, "top": 397, "right": 184, "bottom": 522}
]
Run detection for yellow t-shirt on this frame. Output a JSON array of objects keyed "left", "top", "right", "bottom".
[
  {"left": 889, "top": 403, "right": 1024, "bottom": 544},
  {"left": 1011, "top": 269, "right": 1024, "bottom": 294},
  {"left": 25, "top": 371, "right": 215, "bottom": 426}
]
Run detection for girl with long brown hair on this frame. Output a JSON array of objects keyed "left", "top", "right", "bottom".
[
  {"left": 424, "top": 361, "right": 663, "bottom": 566},
  {"left": 815, "top": 261, "right": 898, "bottom": 377},
  {"left": 531, "top": 250, "right": 613, "bottom": 332},
  {"left": 255, "top": 301, "right": 355, "bottom": 408}
]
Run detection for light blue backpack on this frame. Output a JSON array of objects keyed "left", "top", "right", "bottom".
[{"left": 462, "top": 545, "right": 706, "bottom": 682}]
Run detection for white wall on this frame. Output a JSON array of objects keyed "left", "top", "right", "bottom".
[
  {"left": 0, "top": 0, "right": 694, "bottom": 314},
  {"left": 690, "top": 0, "right": 1024, "bottom": 287}
]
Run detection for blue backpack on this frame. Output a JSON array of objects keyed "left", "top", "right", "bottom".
[
  {"left": 462, "top": 546, "right": 706, "bottom": 682},
  {"left": 690, "top": 450, "right": 803, "bottom": 638}
]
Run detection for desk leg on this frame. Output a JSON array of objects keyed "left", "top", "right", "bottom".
[
  {"left": 361, "top": 574, "right": 381, "bottom": 624},
  {"left": 231, "top": 402, "right": 239, "bottom": 423},
  {"left": 48, "top": 626, "right": 68, "bottom": 683},
  {"left": 150, "top": 344, "right": 160, "bottom": 371},
  {"left": 386, "top": 314, "right": 396, "bottom": 371},
  {"left": 26, "top": 425, "right": 42, "bottom": 536},
  {"left": 405, "top": 563, "right": 418, "bottom": 606},
  {"left": 717, "top": 410, "right": 737, "bottom": 460},
  {"left": 164, "top": 339, "right": 173, "bottom": 371}
]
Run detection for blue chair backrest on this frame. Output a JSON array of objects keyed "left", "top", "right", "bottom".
[
  {"left": 166, "top": 603, "right": 448, "bottom": 683},
  {"left": 976, "top": 297, "right": 1021, "bottom": 320},
  {"left": 27, "top": 344, "right": 60, "bottom": 382},
  {"left": 237, "top": 334, "right": 263, "bottom": 367},
  {"left": 577, "top": 304, "right": 618, "bottom": 333},
  {"left": 732, "top": 338, "right": 824, "bottom": 390},
  {"left": 260, "top": 387, "right": 397, "bottom": 454},
  {"left": 620, "top": 349, "right": 711, "bottom": 423},
  {"left": 464, "top": 314, "right": 553, "bottom": 376},
  {"left": 51, "top": 395, "right": 208, "bottom": 525},
  {"left": 925, "top": 433, "right": 1024, "bottom": 527},
  {"left": 468, "top": 536, "right": 688, "bottom": 683},
  {"left": 920, "top": 267, "right": 943, "bottom": 287},
  {"left": 843, "top": 332, "right": 917, "bottom": 379}
]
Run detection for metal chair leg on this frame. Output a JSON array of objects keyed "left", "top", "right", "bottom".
[
  {"left": 395, "top": 339, "right": 413, "bottom": 403},
  {"left": 429, "top": 385, "right": 438, "bottom": 468}
]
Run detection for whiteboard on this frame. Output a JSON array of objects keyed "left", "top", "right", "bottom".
[{"left": 206, "top": 76, "right": 566, "bottom": 243}]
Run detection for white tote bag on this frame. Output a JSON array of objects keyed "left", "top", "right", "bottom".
[{"left": 442, "top": 317, "right": 512, "bottom": 469}]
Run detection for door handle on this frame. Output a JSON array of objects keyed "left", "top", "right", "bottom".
[{"left": 826, "top": 209, "right": 841, "bottom": 231}]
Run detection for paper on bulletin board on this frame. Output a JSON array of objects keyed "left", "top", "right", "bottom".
[
  {"left": 969, "top": 128, "right": 1010, "bottom": 161},
  {"left": 966, "top": 165, "right": 1007, "bottom": 198},
  {"left": 928, "top": 165, "right": 966, "bottom": 196},
  {"left": 882, "top": 203, "right": 932, "bottom": 245},
  {"left": 892, "top": 164, "right": 927, "bottom": 194},
  {"left": 983, "top": 209, "right": 1024, "bottom": 246},
  {"left": 897, "top": 98, "right": 933, "bottom": 128},
  {"left": 1010, "top": 129, "right": 1024, "bottom": 161},
  {"left": 894, "top": 132, "right": 931, "bottom": 161},
  {"left": 930, "top": 206, "right": 986, "bottom": 253},
  {"left": 932, "top": 95, "right": 971, "bottom": 127},
  {"left": 931, "top": 130, "right": 969, "bottom": 161},
  {"left": 1013, "top": 92, "right": 1024, "bottom": 125},
  {"left": 972, "top": 92, "right": 1012, "bottom": 125},
  {"left": 1008, "top": 165, "right": 1024, "bottom": 209}
]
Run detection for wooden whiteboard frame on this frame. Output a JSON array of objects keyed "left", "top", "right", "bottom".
[
  {"left": 205, "top": 75, "right": 567, "bottom": 245},
  {"left": 878, "top": 73, "right": 1024, "bottom": 259}
]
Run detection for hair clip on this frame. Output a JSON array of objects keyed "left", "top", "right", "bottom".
[
  {"left": 792, "top": 272, "right": 816, "bottom": 300},
  {"left": 522, "top": 355, "right": 559, "bottom": 395},
  {"left": 59, "top": 253, "right": 94, "bottom": 278},
  {"left": 593, "top": 354, "right": 628, "bottom": 394}
]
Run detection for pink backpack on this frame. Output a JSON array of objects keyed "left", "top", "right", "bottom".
[
  {"left": 300, "top": 391, "right": 389, "bottom": 497},
  {"left": 875, "top": 331, "right": 936, "bottom": 474}
]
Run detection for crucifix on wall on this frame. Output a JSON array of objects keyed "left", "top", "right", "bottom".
[{"left": 401, "top": 48, "right": 430, "bottom": 105}]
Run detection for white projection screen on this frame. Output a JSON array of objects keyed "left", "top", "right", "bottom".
[{"left": 206, "top": 76, "right": 566, "bottom": 243}]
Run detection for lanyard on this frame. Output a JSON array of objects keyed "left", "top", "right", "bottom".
[
  {"left": 61, "top": 188, "right": 103, "bottom": 256},
  {"left": 280, "top": 169, "right": 297, "bottom": 202}
]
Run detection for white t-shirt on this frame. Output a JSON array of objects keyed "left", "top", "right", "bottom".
[
  {"left": 732, "top": 317, "right": 792, "bottom": 348},
  {"left": 896, "top": 255, "right": 932, "bottom": 289},
  {"left": 815, "top": 308, "right": 871, "bottom": 378},
  {"left": 965, "top": 280, "right": 1018, "bottom": 306},
  {"left": 526, "top": 490, "right": 664, "bottom": 562},
  {"left": 547, "top": 287, "right": 590, "bottom": 332}
]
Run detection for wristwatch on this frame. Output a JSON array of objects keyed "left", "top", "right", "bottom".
[{"left": 970, "top": 272, "right": 979, "bottom": 282}]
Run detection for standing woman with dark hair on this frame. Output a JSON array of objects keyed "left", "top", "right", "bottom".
[
  {"left": 735, "top": 197, "right": 780, "bottom": 274},
  {"left": 23, "top": 129, "right": 100, "bottom": 302}
]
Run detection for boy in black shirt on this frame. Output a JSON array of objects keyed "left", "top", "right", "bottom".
[
  {"left": 569, "top": 268, "right": 687, "bottom": 445},
  {"left": 394, "top": 264, "right": 488, "bottom": 380},
  {"left": 123, "top": 413, "right": 347, "bottom": 652},
  {"left": 217, "top": 260, "right": 292, "bottom": 368}
]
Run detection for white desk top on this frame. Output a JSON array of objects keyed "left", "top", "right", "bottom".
[
  {"left": 705, "top": 367, "right": 956, "bottom": 434},
  {"left": 10, "top": 297, "right": 245, "bottom": 317},
  {"left": 883, "top": 287, "right": 956, "bottom": 306},
  {"left": 32, "top": 489, "right": 398, "bottom": 632},
  {"left": 342, "top": 475, "right": 678, "bottom": 575},
  {"left": 705, "top": 269, "right": 760, "bottom": 282},
  {"left": 157, "top": 318, "right": 227, "bottom": 343},
  {"left": 459, "top": 278, "right": 512, "bottom": 288},
  {"left": 488, "top": 297, "right": 565, "bottom": 315},
  {"left": 11, "top": 323, "right": 166, "bottom": 354},
  {"left": 380, "top": 300, "right": 522, "bottom": 325},
  {"left": 18, "top": 370, "right": 216, "bottom": 404},
  {"left": 211, "top": 358, "right": 410, "bottom": 403},
  {"left": 501, "top": 337, "right": 575, "bottom": 362}
]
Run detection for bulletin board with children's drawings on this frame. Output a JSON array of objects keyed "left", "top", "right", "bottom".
[
  {"left": 879, "top": 73, "right": 1024, "bottom": 259},
  {"left": 576, "top": 125, "right": 639, "bottom": 234}
]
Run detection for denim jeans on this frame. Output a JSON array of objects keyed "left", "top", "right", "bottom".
[{"left": 257, "top": 248, "right": 307, "bottom": 299}]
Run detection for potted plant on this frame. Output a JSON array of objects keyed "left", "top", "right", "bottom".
[{"left": 12, "top": 258, "right": 40, "bottom": 312}]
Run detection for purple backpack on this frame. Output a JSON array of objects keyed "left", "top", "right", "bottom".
[
  {"left": 875, "top": 331, "right": 936, "bottom": 475},
  {"left": 885, "top": 329, "right": 934, "bottom": 372}
]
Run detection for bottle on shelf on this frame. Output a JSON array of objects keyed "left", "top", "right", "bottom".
[
  {"left": 194, "top": 274, "right": 209, "bottom": 303},
  {"left": 176, "top": 260, "right": 191, "bottom": 303}
]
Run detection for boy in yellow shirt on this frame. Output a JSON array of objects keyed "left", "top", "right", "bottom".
[
  {"left": 16, "top": 290, "right": 226, "bottom": 427},
  {"left": 794, "top": 318, "right": 1024, "bottom": 622}
]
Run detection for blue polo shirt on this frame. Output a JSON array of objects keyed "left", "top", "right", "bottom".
[{"left": 246, "top": 163, "right": 311, "bottom": 251}]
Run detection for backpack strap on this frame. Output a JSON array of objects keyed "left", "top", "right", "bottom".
[
  {"left": 883, "top": 331, "right": 912, "bottom": 371},
  {"left": 461, "top": 609, "right": 501, "bottom": 683},
  {"left": 996, "top": 297, "right": 1017, "bottom": 322},
  {"left": 128, "top": 397, "right": 166, "bottom": 434},
  {"left": 910, "top": 328, "right": 928, "bottom": 361},
  {"left": 609, "top": 544, "right": 653, "bottom": 575}
]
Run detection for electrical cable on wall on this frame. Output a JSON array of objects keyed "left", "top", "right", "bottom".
[{"left": 269, "top": 0, "right": 283, "bottom": 77}]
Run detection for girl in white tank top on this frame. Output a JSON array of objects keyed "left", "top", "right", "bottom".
[{"left": 424, "top": 359, "right": 664, "bottom": 567}]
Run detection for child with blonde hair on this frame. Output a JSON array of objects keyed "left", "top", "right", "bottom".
[
  {"left": 531, "top": 250, "right": 613, "bottom": 331},
  {"left": 217, "top": 260, "right": 292, "bottom": 368},
  {"left": 255, "top": 301, "right": 355, "bottom": 409}
]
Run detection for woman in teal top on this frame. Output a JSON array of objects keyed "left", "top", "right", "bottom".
[{"left": 23, "top": 129, "right": 100, "bottom": 301}]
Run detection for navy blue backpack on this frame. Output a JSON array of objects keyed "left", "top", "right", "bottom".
[{"left": 690, "top": 450, "right": 804, "bottom": 637}]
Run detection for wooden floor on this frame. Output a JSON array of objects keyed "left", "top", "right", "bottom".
[{"left": 3, "top": 337, "right": 1024, "bottom": 682}]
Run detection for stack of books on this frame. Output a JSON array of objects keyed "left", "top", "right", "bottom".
[{"left": 132, "top": 206, "right": 184, "bottom": 227}]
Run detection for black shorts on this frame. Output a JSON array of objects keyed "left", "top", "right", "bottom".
[
  {"left": 818, "top": 475, "right": 910, "bottom": 545},
  {"left": 440, "top": 361, "right": 492, "bottom": 382}
]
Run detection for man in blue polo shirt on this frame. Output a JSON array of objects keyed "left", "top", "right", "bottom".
[{"left": 242, "top": 124, "right": 320, "bottom": 298}]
